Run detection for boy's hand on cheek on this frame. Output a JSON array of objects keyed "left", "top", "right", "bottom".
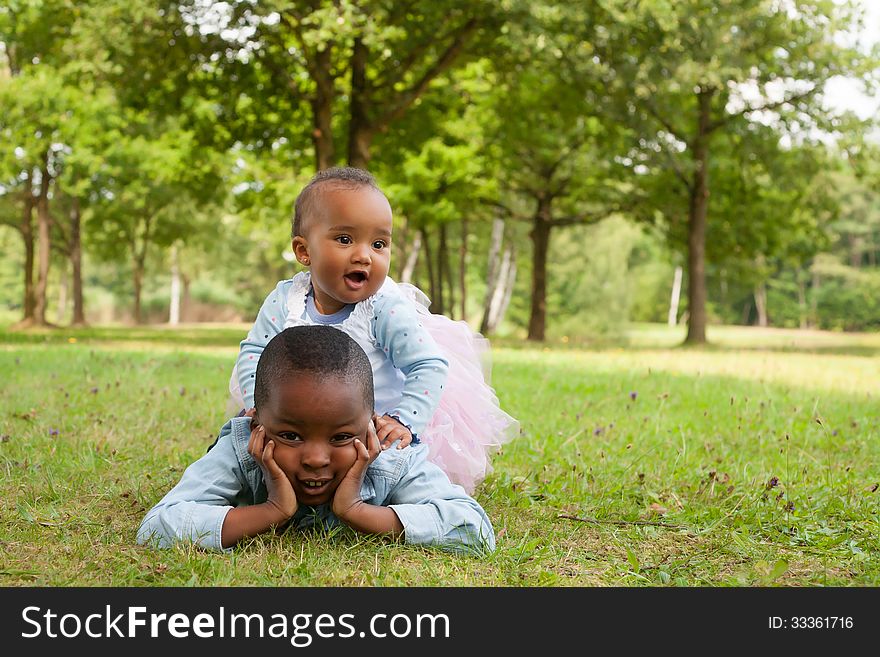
[
  {"left": 249, "top": 425, "right": 298, "bottom": 520},
  {"left": 331, "top": 417, "right": 381, "bottom": 521},
  {"left": 375, "top": 414, "right": 413, "bottom": 450}
]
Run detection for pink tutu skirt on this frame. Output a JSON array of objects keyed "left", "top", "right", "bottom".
[{"left": 406, "top": 297, "right": 519, "bottom": 493}]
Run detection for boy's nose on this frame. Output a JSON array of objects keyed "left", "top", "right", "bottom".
[{"left": 301, "top": 443, "right": 331, "bottom": 469}]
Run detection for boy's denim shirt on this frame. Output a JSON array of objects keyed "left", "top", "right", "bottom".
[{"left": 137, "top": 417, "right": 495, "bottom": 555}]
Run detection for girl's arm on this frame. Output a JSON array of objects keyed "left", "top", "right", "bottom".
[
  {"left": 235, "top": 279, "right": 293, "bottom": 409},
  {"left": 371, "top": 293, "right": 449, "bottom": 438}
]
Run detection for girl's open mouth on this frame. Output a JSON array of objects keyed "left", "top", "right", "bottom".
[{"left": 344, "top": 272, "right": 367, "bottom": 289}]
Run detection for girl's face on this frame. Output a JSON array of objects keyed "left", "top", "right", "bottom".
[
  {"left": 292, "top": 186, "right": 393, "bottom": 315},
  {"left": 255, "top": 373, "right": 371, "bottom": 506}
]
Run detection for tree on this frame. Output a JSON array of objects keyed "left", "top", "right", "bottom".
[
  {"left": 590, "top": 0, "right": 875, "bottom": 343},
  {"left": 84, "top": 112, "right": 223, "bottom": 323},
  {"left": 0, "top": 0, "right": 72, "bottom": 325},
  {"left": 480, "top": 6, "right": 636, "bottom": 341},
  {"left": 185, "top": 0, "right": 505, "bottom": 170},
  {"left": 0, "top": 68, "right": 73, "bottom": 326}
]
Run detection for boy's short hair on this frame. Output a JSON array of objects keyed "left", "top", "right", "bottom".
[
  {"left": 292, "top": 166, "right": 383, "bottom": 238},
  {"left": 254, "top": 326, "right": 374, "bottom": 412}
]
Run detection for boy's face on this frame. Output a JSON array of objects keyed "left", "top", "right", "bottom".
[
  {"left": 255, "top": 373, "right": 371, "bottom": 506},
  {"left": 292, "top": 185, "right": 393, "bottom": 315}
]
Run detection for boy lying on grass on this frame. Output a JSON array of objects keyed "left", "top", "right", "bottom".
[{"left": 137, "top": 325, "right": 495, "bottom": 554}]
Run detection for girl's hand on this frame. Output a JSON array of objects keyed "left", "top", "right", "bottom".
[
  {"left": 374, "top": 414, "right": 413, "bottom": 450},
  {"left": 332, "top": 418, "right": 382, "bottom": 521},
  {"left": 248, "top": 424, "right": 298, "bottom": 520}
]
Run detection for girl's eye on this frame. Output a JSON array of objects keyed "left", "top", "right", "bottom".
[
  {"left": 331, "top": 434, "right": 354, "bottom": 444},
  {"left": 278, "top": 433, "right": 302, "bottom": 443},
  {"left": 372, "top": 240, "right": 387, "bottom": 250},
  {"left": 336, "top": 235, "right": 352, "bottom": 245}
]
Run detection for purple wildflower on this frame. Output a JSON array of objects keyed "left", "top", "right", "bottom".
[
  {"left": 629, "top": 391, "right": 638, "bottom": 401},
  {"left": 49, "top": 428, "right": 59, "bottom": 436}
]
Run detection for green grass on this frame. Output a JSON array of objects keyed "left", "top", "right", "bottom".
[{"left": 1, "top": 323, "right": 878, "bottom": 586}]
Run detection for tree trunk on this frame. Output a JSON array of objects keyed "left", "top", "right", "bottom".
[
  {"left": 668, "top": 265, "right": 683, "bottom": 326},
  {"left": 347, "top": 37, "right": 373, "bottom": 169},
  {"left": 182, "top": 274, "right": 192, "bottom": 322},
  {"left": 684, "top": 90, "right": 713, "bottom": 345},
  {"left": 848, "top": 233, "right": 861, "bottom": 268},
  {"left": 348, "top": 127, "right": 373, "bottom": 169},
  {"left": 70, "top": 197, "right": 86, "bottom": 326},
  {"left": 169, "top": 244, "right": 181, "bottom": 325},
  {"left": 400, "top": 231, "right": 420, "bottom": 284},
  {"left": 33, "top": 163, "right": 52, "bottom": 326},
  {"left": 527, "top": 197, "right": 552, "bottom": 341},
  {"left": 810, "top": 269, "right": 820, "bottom": 328},
  {"left": 480, "top": 216, "right": 505, "bottom": 335},
  {"left": 131, "top": 218, "right": 151, "bottom": 325},
  {"left": 311, "top": 47, "right": 336, "bottom": 171},
  {"left": 439, "top": 222, "right": 453, "bottom": 318},
  {"left": 420, "top": 226, "right": 440, "bottom": 314},
  {"left": 487, "top": 241, "right": 515, "bottom": 333},
  {"left": 459, "top": 216, "right": 468, "bottom": 321},
  {"left": 132, "top": 259, "right": 144, "bottom": 325},
  {"left": 57, "top": 262, "right": 68, "bottom": 324},
  {"left": 19, "top": 175, "right": 36, "bottom": 324},
  {"left": 754, "top": 282, "right": 768, "bottom": 327},
  {"left": 797, "top": 276, "right": 807, "bottom": 330}
]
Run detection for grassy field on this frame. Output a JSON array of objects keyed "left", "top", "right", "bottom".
[{"left": 1, "top": 322, "right": 878, "bottom": 586}]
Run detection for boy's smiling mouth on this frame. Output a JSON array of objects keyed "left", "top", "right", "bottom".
[{"left": 299, "top": 478, "right": 334, "bottom": 496}]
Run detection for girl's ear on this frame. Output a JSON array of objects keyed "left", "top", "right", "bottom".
[{"left": 292, "top": 237, "right": 310, "bottom": 266}]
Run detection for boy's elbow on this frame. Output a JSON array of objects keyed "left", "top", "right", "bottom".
[
  {"left": 136, "top": 510, "right": 168, "bottom": 548},
  {"left": 446, "top": 526, "right": 494, "bottom": 555},
  {"left": 448, "top": 514, "right": 495, "bottom": 555},
  {"left": 473, "top": 520, "right": 496, "bottom": 553}
]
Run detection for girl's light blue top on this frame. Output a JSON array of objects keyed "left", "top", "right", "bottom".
[{"left": 234, "top": 276, "right": 449, "bottom": 438}]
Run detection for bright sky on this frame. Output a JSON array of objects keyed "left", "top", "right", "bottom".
[{"left": 823, "top": 0, "right": 879, "bottom": 119}]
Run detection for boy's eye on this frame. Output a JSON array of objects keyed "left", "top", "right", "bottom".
[
  {"left": 277, "top": 432, "right": 303, "bottom": 443},
  {"left": 335, "top": 235, "right": 352, "bottom": 245},
  {"left": 372, "top": 240, "right": 387, "bottom": 250},
  {"left": 330, "top": 434, "right": 354, "bottom": 444}
]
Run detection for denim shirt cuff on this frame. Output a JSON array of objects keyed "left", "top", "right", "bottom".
[
  {"left": 202, "top": 505, "right": 234, "bottom": 552},
  {"left": 387, "top": 504, "right": 439, "bottom": 545}
]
